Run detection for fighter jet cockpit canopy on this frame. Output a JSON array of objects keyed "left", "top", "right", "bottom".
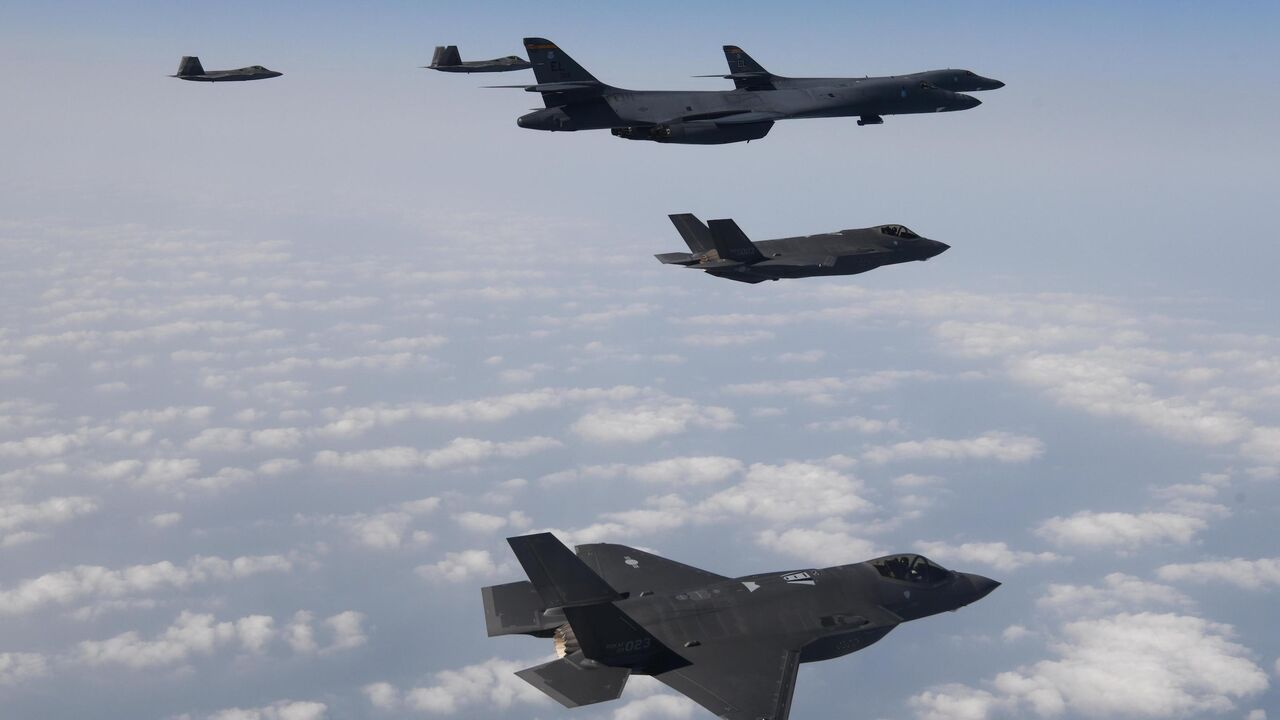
[
  {"left": 880, "top": 224, "right": 921, "bottom": 239},
  {"left": 871, "top": 554, "right": 952, "bottom": 584}
]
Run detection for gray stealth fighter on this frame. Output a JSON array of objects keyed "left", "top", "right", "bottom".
[
  {"left": 657, "top": 214, "right": 948, "bottom": 283},
  {"left": 171, "top": 56, "right": 281, "bottom": 82},
  {"left": 425, "top": 45, "right": 532, "bottom": 73},
  {"left": 502, "top": 38, "right": 981, "bottom": 144},
  {"left": 484, "top": 533, "right": 999, "bottom": 719}
]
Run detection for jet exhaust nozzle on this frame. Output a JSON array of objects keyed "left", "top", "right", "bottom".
[{"left": 554, "top": 623, "right": 580, "bottom": 658}]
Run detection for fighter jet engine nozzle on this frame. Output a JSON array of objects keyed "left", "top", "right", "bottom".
[
  {"left": 517, "top": 107, "right": 571, "bottom": 131},
  {"left": 612, "top": 120, "right": 772, "bottom": 145},
  {"left": 553, "top": 623, "right": 580, "bottom": 658}
]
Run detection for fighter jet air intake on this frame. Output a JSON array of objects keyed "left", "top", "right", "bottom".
[
  {"left": 500, "top": 38, "right": 985, "bottom": 144},
  {"left": 170, "top": 56, "right": 282, "bottom": 82},
  {"left": 425, "top": 45, "right": 532, "bottom": 73},
  {"left": 657, "top": 213, "right": 948, "bottom": 283},
  {"left": 483, "top": 533, "right": 1000, "bottom": 720}
]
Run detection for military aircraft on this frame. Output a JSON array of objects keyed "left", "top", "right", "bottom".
[
  {"left": 499, "top": 38, "right": 982, "bottom": 144},
  {"left": 656, "top": 214, "right": 948, "bottom": 283},
  {"left": 707, "top": 45, "right": 1003, "bottom": 101},
  {"left": 170, "top": 56, "right": 281, "bottom": 82},
  {"left": 483, "top": 533, "right": 999, "bottom": 719},
  {"left": 425, "top": 45, "right": 532, "bottom": 73}
]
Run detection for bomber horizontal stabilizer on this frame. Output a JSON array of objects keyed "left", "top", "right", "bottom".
[
  {"left": 484, "top": 81, "right": 604, "bottom": 93},
  {"left": 693, "top": 72, "right": 771, "bottom": 80}
]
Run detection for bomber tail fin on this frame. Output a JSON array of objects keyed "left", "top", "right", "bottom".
[
  {"left": 523, "top": 37, "right": 599, "bottom": 85},
  {"left": 432, "top": 45, "right": 462, "bottom": 67},
  {"left": 722, "top": 45, "right": 775, "bottom": 89},
  {"left": 668, "top": 213, "right": 716, "bottom": 255},
  {"left": 707, "top": 219, "right": 766, "bottom": 263},
  {"left": 176, "top": 56, "right": 205, "bottom": 77}
]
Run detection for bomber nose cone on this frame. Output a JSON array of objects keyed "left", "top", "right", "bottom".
[
  {"left": 957, "top": 93, "right": 982, "bottom": 110},
  {"left": 989, "top": 79, "right": 1006, "bottom": 90},
  {"left": 963, "top": 573, "right": 1001, "bottom": 603}
]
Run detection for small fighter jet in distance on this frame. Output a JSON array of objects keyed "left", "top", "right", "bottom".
[
  {"left": 701, "top": 46, "right": 1003, "bottom": 125},
  {"left": 425, "top": 45, "right": 531, "bottom": 73},
  {"left": 171, "top": 56, "right": 281, "bottom": 82},
  {"left": 484, "top": 533, "right": 999, "bottom": 719},
  {"left": 656, "top": 213, "right": 949, "bottom": 283},
  {"left": 499, "top": 38, "right": 981, "bottom": 144}
]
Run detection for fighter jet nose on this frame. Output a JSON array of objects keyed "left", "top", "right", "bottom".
[
  {"left": 990, "top": 80, "right": 1005, "bottom": 90},
  {"left": 963, "top": 573, "right": 1001, "bottom": 602}
]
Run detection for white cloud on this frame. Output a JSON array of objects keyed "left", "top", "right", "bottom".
[
  {"left": 0, "top": 652, "right": 48, "bottom": 686},
  {"left": 399, "top": 657, "right": 550, "bottom": 714},
  {"left": 415, "top": 550, "right": 504, "bottom": 583},
  {"left": 989, "top": 613, "right": 1268, "bottom": 717},
  {"left": 205, "top": 700, "right": 328, "bottom": 720},
  {"left": 914, "top": 541, "right": 1063, "bottom": 572},
  {"left": 0, "top": 554, "right": 292, "bottom": 615},
  {"left": 612, "top": 693, "right": 699, "bottom": 719},
  {"left": 700, "top": 463, "right": 871, "bottom": 522},
  {"left": 1036, "top": 573, "right": 1194, "bottom": 617},
  {"left": 807, "top": 415, "right": 901, "bottom": 433},
  {"left": 1035, "top": 511, "right": 1206, "bottom": 550},
  {"left": 148, "top": 512, "right": 183, "bottom": 528},
  {"left": 910, "top": 683, "right": 1009, "bottom": 720},
  {"left": 76, "top": 611, "right": 277, "bottom": 668},
  {"left": 680, "top": 330, "right": 774, "bottom": 347},
  {"left": 1156, "top": 557, "right": 1280, "bottom": 590},
  {"left": 627, "top": 456, "right": 743, "bottom": 485},
  {"left": 323, "top": 611, "right": 367, "bottom": 651},
  {"left": 864, "top": 432, "right": 1044, "bottom": 464},
  {"left": 314, "top": 436, "right": 560, "bottom": 472},
  {"left": 0, "top": 496, "right": 98, "bottom": 544},
  {"left": 572, "top": 400, "right": 735, "bottom": 444},
  {"left": 756, "top": 527, "right": 882, "bottom": 567}
]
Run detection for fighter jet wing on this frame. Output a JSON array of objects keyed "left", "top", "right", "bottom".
[
  {"left": 655, "top": 642, "right": 800, "bottom": 720},
  {"left": 575, "top": 543, "right": 728, "bottom": 597}
]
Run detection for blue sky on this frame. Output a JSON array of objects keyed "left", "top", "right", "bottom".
[{"left": 1, "top": 2, "right": 1278, "bottom": 719}]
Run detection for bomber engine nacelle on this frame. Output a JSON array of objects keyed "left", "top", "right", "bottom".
[
  {"left": 611, "top": 120, "right": 772, "bottom": 145},
  {"left": 517, "top": 107, "right": 573, "bottom": 131}
]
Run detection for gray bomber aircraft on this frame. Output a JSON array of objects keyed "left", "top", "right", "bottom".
[
  {"left": 657, "top": 214, "right": 948, "bottom": 283},
  {"left": 425, "top": 45, "right": 532, "bottom": 73},
  {"left": 707, "top": 46, "right": 1003, "bottom": 126},
  {"left": 484, "top": 533, "right": 999, "bottom": 719},
  {"left": 171, "top": 56, "right": 281, "bottom": 82},
  {"left": 500, "top": 38, "right": 981, "bottom": 144}
]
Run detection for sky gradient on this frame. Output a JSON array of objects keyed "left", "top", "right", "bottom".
[{"left": 1, "top": 2, "right": 1278, "bottom": 719}]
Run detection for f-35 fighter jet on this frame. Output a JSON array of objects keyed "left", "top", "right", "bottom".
[
  {"left": 501, "top": 38, "right": 981, "bottom": 144},
  {"left": 483, "top": 533, "right": 999, "bottom": 720},
  {"left": 706, "top": 46, "right": 1003, "bottom": 126},
  {"left": 170, "top": 56, "right": 282, "bottom": 82},
  {"left": 425, "top": 45, "right": 532, "bottom": 73},
  {"left": 656, "top": 214, "right": 948, "bottom": 283}
]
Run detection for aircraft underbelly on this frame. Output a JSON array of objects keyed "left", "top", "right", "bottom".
[{"left": 799, "top": 625, "right": 895, "bottom": 663}]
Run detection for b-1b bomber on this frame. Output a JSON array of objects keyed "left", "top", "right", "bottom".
[
  {"left": 483, "top": 533, "right": 999, "bottom": 720},
  {"left": 657, "top": 213, "right": 948, "bottom": 283},
  {"left": 500, "top": 38, "right": 984, "bottom": 144}
]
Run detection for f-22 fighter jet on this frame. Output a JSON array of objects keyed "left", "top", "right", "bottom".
[
  {"left": 425, "top": 45, "right": 531, "bottom": 73},
  {"left": 483, "top": 533, "right": 999, "bottom": 720},
  {"left": 170, "top": 56, "right": 281, "bottom": 82},
  {"left": 656, "top": 213, "right": 949, "bottom": 283}
]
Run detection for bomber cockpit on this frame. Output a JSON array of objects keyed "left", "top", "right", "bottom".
[
  {"left": 871, "top": 554, "right": 952, "bottom": 584},
  {"left": 879, "top": 224, "right": 920, "bottom": 239}
]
